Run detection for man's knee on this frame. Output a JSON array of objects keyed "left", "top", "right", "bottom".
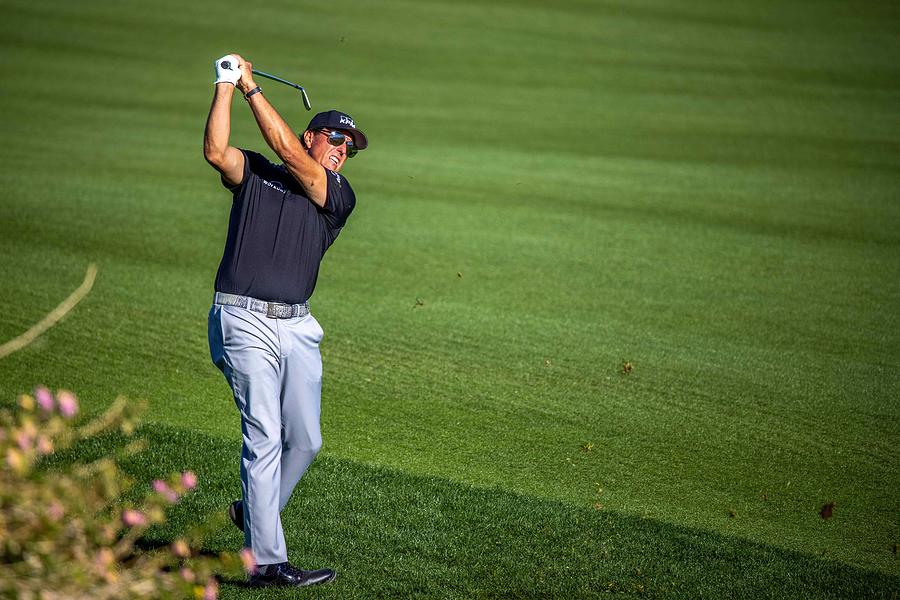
[
  {"left": 244, "top": 426, "right": 284, "bottom": 462},
  {"left": 284, "top": 435, "right": 322, "bottom": 456},
  {"left": 307, "top": 438, "right": 323, "bottom": 456}
]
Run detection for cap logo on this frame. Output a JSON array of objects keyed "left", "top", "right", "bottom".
[{"left": 339, "top": 115, "right": 355, "bottom": 128}]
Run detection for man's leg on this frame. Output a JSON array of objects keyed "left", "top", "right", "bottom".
[
  {"left": 209, "top": 305, "right": 289, "bottom": 565},
  {"left": 276, "top": 313, "right": 325, "bottom": 512}
]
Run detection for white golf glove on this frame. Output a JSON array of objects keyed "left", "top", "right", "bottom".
[{"left": 214, "top": 55, "right": 241, "bottom": 85}]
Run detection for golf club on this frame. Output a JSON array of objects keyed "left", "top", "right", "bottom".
[{"left": 252, "top": 69, "right": 312, "bottom": 111}]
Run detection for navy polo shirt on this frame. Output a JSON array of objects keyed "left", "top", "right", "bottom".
[{"left": 214, "top": 149, "right": 356, "bottom": 304}]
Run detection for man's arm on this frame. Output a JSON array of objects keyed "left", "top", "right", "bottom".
[
  {"left": 231, "top": 54, "right": 329, "bottom": 208},
  {"left": 203, "top": 78, "right": 245, "bottom": 188}
]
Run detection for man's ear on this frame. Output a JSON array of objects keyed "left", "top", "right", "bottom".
[{"left": 301, "top": 130, "right": 314, "bottom": 149}]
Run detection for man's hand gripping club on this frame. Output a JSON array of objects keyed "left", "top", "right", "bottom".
[{"left": 214, "top": 55, "right": 241, "bottom": 86}]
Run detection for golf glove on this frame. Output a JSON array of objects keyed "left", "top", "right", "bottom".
[{"left": 214, "top": 55, "right": 241, "bottom": 85}]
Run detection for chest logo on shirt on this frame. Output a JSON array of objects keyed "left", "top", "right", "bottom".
[{"left": 262, "top": 178, "right": 285, "bottom": 192}]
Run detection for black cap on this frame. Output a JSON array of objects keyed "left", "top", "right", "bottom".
[{"left": 305, "top": 110, "right": 368, "bottom": 151}]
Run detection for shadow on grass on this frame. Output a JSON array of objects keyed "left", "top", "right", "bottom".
[{"left": 44, "top": 424, "right": 899, "bottom": 600}]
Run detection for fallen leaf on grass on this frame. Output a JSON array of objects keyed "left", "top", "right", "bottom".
[
  {"left": 621, "top": 361, "right": 633, "bottom": 374},
  {"left": 820, "top": 502, "right": 835, "bottom": 519}
]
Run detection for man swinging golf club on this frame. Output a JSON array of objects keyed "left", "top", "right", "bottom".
[{"left": 203, "top": 53, "right": 367, "bottom": 588}]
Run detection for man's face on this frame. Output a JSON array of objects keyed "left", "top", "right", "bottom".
[{"left": 304, "top": 128, "right": 353, "bottom": 172}]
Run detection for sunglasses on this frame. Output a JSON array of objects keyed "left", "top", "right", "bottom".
[{"left": 317, "top": 129, "right": 357, "bottom": 158}]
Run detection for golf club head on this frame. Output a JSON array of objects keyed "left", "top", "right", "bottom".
[{"left": 300, "top": 88, "right": 312, "bottom": 111}]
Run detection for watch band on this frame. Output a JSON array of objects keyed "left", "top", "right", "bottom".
[{"left": 244, "top": 86, "right": 262, "bottom": 100}]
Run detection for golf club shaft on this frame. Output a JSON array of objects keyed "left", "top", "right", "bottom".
[
  {"left": 252, "top": 69, "right": 304, "bottom": 91},
  {"left": 251, "top": 69, "right": 312, "bottom": 110}
]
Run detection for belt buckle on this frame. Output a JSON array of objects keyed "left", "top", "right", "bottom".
[{"left": 266, "top": 302, "right": 293, "bottom": 319}]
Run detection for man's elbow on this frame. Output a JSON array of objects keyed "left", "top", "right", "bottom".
[{"left": 204, "top": 144, "right": 225, "bottom": 168}]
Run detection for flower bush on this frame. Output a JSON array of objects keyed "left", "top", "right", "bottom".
[{"left": 0, "top": 387, "right": 250, "bottom": 599}]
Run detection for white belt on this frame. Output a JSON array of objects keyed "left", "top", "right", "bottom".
[{"left": 214, "top": 292, "right": 309, "bottom": 319}]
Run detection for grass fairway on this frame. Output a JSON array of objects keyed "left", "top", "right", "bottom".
[{"left": 1, "top": 0, "right": 898, "bottom": 597}]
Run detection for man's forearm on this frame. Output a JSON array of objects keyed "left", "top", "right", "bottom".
[
  {"left": 203, "top": 84, "right": 244, "bottom": 186},
  {"left": 242, "top": 89, "right": 303, "bottom": 161},
  {"left": 204, "top": 84, "right": 236, "bottom": 163},
  {"left": 239, "top": 82, "right": 327, "bottom": 206}
]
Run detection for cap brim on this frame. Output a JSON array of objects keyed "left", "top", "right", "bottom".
[{"left": 346, "top": 128, "right": 368, "bottom": 151}]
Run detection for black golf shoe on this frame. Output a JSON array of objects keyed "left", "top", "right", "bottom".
[
  {"left": 249, "top": 562, "right": 336, "bottom": 587},
  {"left": 228, "top": 500, "right": 244, "bottom": 532}
]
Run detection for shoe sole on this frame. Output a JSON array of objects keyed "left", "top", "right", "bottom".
[{"left": 249, "top": 572, "right": 336, "bottom": 588}]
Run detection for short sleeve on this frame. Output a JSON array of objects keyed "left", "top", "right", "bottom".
[
  {"left": 320, "top": 169, "right": 356, "bottom": 229},
  {"left": 224, "top": 150, "right": 277, "bottom": 193}
]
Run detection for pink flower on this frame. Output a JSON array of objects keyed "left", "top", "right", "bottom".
[
  {"left": 181, "top": 471, "right": 198, "bottom": 490},
  {"left": 203, "top": 578, "right": 218, "bottom": 600},
  {"left": 36, "top": 435, "right": 53, "bottom": 455},
  {"left": 122, "top": 509, "right": 147, "bottom": 527},
  {"left": 239, "top": 547, "right": 257, "bottom": 574},
  {"left": 15, "top": 430, "right": 33, "bottom": 452},
  {"left": 94, "top": 548, "right": 114, "bottom": 569},
  {"left": 46, "top": 501, "right": 65, "bottom": 522},
  {"left": 179, "top": 567, "right": 195, "bottom": 582},
  {"left": 171, "top": 539, "right": 190, "bottom": 558},
  {"left": 153, "top": 479, "right": 178, "bottom": 503},
  {"left": 35, "top": 387, "right": 54, "bottom": 412},
  {"left": 56, "top": 390, "right": 78, "bottom": 418}
]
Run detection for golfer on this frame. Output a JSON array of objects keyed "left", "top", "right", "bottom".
[{"left": 203, "top": 53, "right": 367, "bottom": 588}]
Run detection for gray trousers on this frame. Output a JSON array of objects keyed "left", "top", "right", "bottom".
[{"left": 208, "top": 303, "right": 324, "bottom": 564}]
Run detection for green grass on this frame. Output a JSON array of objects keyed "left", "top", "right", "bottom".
[{"left": 1, "top": 0, "right": 899, "bottom": 596}]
